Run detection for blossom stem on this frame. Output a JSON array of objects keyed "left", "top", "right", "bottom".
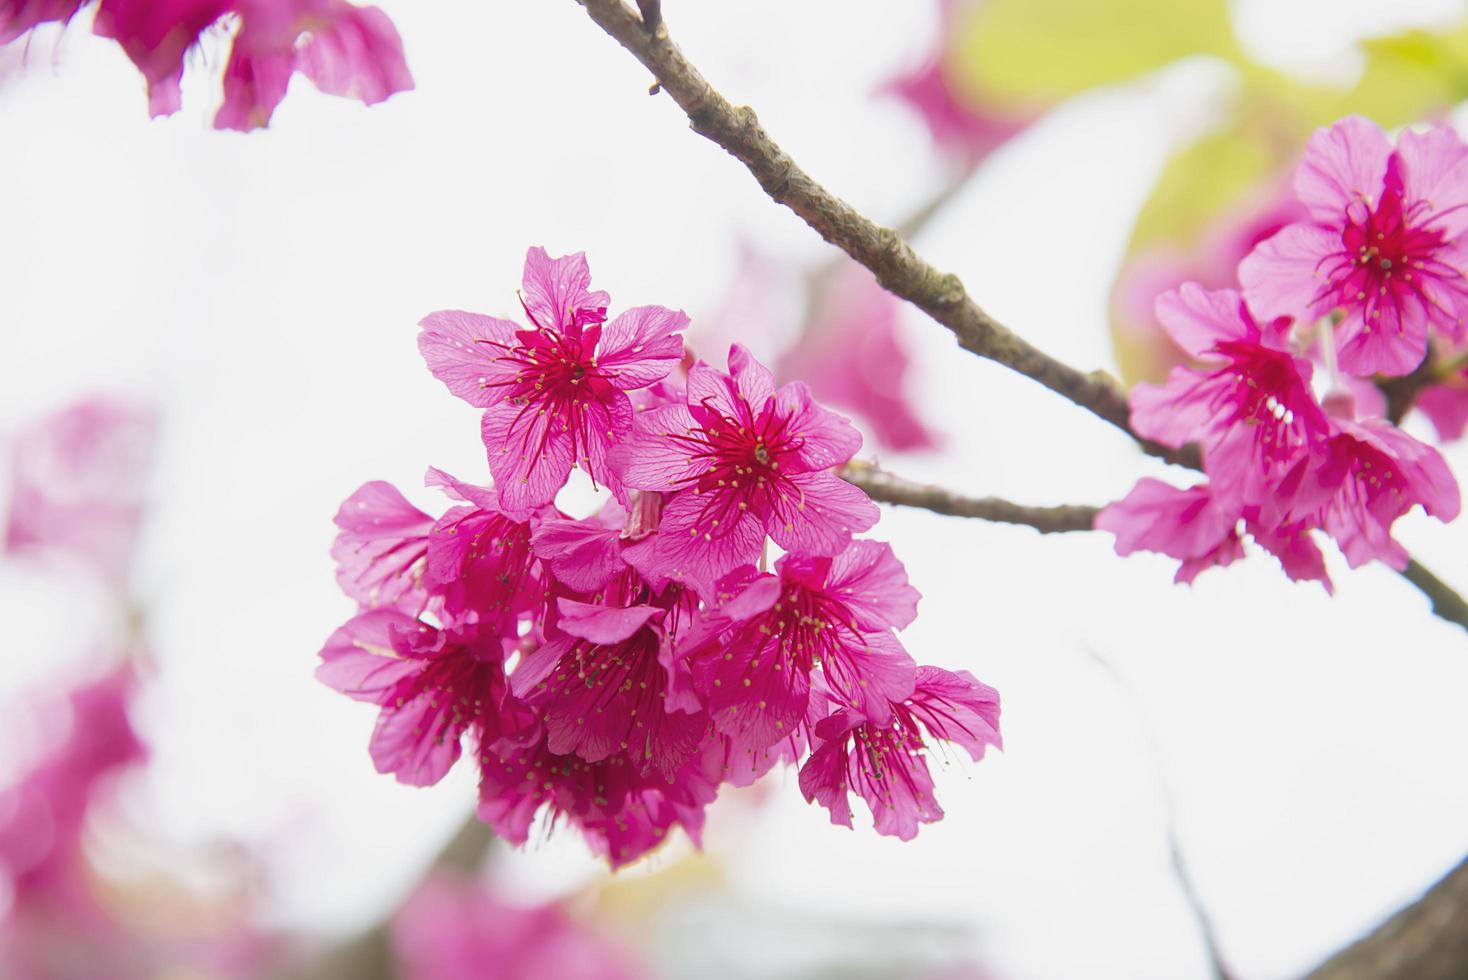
[
  {"left": 572, "top": 0, "right": 1196, "bottom": 469},
  {"left": 840, "top": 461, "right": 1100, "bottom": 533}
]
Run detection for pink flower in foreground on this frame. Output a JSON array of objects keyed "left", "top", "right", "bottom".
[
  {"left": 800, "top": 666, "right": 1000, "bottom": 840},
  {"left": 611, "top": 344, "right": 878, "bottom": 587},
  {"left": 331, "top": 481, "right": 433, "bottom": 611},
  {"left": 1129, "top": 285, "right": 1329, "bottom": 509},
  {"left": 678, "top": 540, "right": 920, "bottom": 751},
  {"left": 420, "top": 248, "right": 688, "bottom": 517},
  {"left": 317, "top": 611, "right": 529, "bottom": 786},
  {"left": 1241, "top": 117, "right": 1468, "bottom": 376},
  {"left": 393, "top": 875, "right": 643, "bottom": 980},
  {"left": 476, "top": 731, "right": 720, "bottom": 869},
  {"left": 777, "top": 263, "right": 942, "bottom": 452},
  {"left": 881, "top": 0, "right": 1032, "bottom": 162},
  {"left": 91, "top": 0, "right": 411, "bottom": 127},
  {"left": 5, "top": 397, "right": 155, "bottom": 585},
  {"left": 511, "top": 594, "right": 710, "bottom": 782}
]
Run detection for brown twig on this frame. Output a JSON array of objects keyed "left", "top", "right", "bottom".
[
  {"left": 1302, "top": 853, "right": 1468, "bottom": 980},
  {"left": 573, "top": 0, "right": 1194, "bottom": 468},
  {"left": 842, "top": 461, "right": 1099, "bottom": 533}
]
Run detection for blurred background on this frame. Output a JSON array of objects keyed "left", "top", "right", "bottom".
[{"left": 3, "top": 0, "right": 1468, "bottom": 977}]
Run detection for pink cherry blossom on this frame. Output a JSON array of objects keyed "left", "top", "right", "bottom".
[
  {"left": 1306, "top": 417, "right": 1459, "bottom": 569},
  {"left": 800, "top": 666, "right": 1000, "bottom": 840},
  {"left": 1096, "top": 478, "right": 1331, "bottom": 589},
  {"left": 392, "top": 874, "right": 644, "bottom": 980},
  {"left": 4, "top": 397, "right": 156, "bottom": 585},
  {"left": 331, "top": 481, "right": 434, "bottom": 611},
  {"left": 0, "top": 0, "right": 88, "bottom": 42},
  {"left": 420, "top": 248, "right": 688, "bottom": 517},
  {"left": 777, "top": 263, "right": 942, "bottom": 452},
  {"left": 512, "top": 594, "right": 709, "bottom": 781},
  {"left": 90, "top": 0, "right": 411, "bottom": 126},
  {"left": 880, "top": 0, "right": 1032, "bottom": 162},
  {"left": 611, "top": 344, "right": 878, "bottom": 587},
  {"left": 316, "top": 611, "right": 529, "bottom": 786},
  {"left": 1129, "top": 285, "right": 1329, "bottom": 509},
  {"left": 214, "top": 0, "right": 413, "bottom": 131},
  {"left": 678, "top": 540, "right": 919, "bottom": 750},
  {"left": 476, "top": 729, "right": 720, "bottom": 869},
  {"left": 1241, "top": 117, "right": 1468, "bottom": 376},
  {"left": 423, "top": 468, "right": 542, "bottom": 627}
]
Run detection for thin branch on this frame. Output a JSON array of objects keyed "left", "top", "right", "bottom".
[
  {"left": 1303, "top": 853, "right": 1468, "bottom": 980},
  {"left": 573, "top": 0, "right": 1195, "bottom": 468},
  {"left": 571, "top": 0, "right": 1465, "bottom": 631},
  {"left": 1084, "top": 648, "right": 1237, "bottom": 980},
  {"left": 848, "top": 463, "right": 1468, "bottom": 632},
  {"left": 842, "top": 461, "right": 1099, "bottom": 533},
  {"left": 1399, "top": 559, "right": 1468, "bottom": 631}
]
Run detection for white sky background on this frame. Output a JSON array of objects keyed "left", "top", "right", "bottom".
[{"left": 2, "top": 1, "right": 1468, "bottom": 978}]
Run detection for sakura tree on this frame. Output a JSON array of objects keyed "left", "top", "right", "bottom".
[{"left": 3, "top": 0, "right": 1468, "bottom": 978}]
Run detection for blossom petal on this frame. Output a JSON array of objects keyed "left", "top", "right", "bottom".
[
  {"left": 1238, "top": 223, "right": 1338, "bottom": 327},
  {"left": 418, "top": 311, "right": 520, "bottom": 409},
  {"left": 1296, "top": 116, "right": 1392, "bottom": 224},
  {"left": 597, "top": 305, "right": 689, "bottom": 390},
  {"left": 766, "top": 471, "right": 879, "bottom": 557},
  {"left": 520, "top": 247, "right": 609, "bottom": 332}
]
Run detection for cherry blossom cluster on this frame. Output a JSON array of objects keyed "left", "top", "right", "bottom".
[
  {"left": 318, "top": 247, "right": 1002, "bottom": 867},
  {"left": 1100, "top": 117, "right": 1465, "bottom": 587},
  {"left": 1, "top": 0, "right": 412, "bottom": 131}
]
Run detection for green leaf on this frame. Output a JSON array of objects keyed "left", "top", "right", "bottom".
[{"left": 949, "top": 0, "right": 1242, "bottom": 104}]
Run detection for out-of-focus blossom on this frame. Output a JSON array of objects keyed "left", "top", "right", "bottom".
[
  {"left": 420, "top": 247, "right": 688, "bottom": 518},
  {"left": 4, "top": 397, "right": 155, "bottom": 585},
  {"left": 1417, "top": 365, "right": 1468, "bottom": 442},
  {"left": 5, "top": 0, "right": 414, "bottom": 128},
  {"left": 1241, "top": 116, "right": 1468, "bottom": 376},
  {"left": 1111, "top": 183, "right": 1307, "bottom": 384},
  {"left": 0, "top": 663, "right": 145, "bottom": 901},
  {"left": 881, "top": 0, "right": 1033, "bottom": 163},
  {"left": 778, "top": 264, "right": 943, "bottom": 452},
  {"left": 392, "top": 874, "right": 644, "bottom": 980}
]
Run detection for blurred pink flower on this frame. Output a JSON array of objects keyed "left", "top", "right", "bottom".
[
  {"left": 86, "top": 0, "right": 412, "bottom": 127},
  {"left": 4, "top": 397, "right": 155, "bottom": 585},
  {"left": 881, "top": 0, "right": 1033, "bottom": 162},
  {"left": 0, "top": 663, "right": 146, "bottom": 902},
  {"left": 778, "top": 264, "right": 943, "bottom": 452},
  {"left": 393, "top": 875, "right": 644, "bottom": 980},
  {"left": 1111, "top": 182, "right": 1306, "bottom": 384}
]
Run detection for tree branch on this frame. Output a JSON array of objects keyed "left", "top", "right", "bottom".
[
  {"left": 1303, "top": 853, "right": 1468, "bottom": 980},
  {"left": 841, "top": 461, "right": 1099, "bottom": 533},
  {"left": 573, "top": 0, "right": 1194, "bottom": 468}
]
